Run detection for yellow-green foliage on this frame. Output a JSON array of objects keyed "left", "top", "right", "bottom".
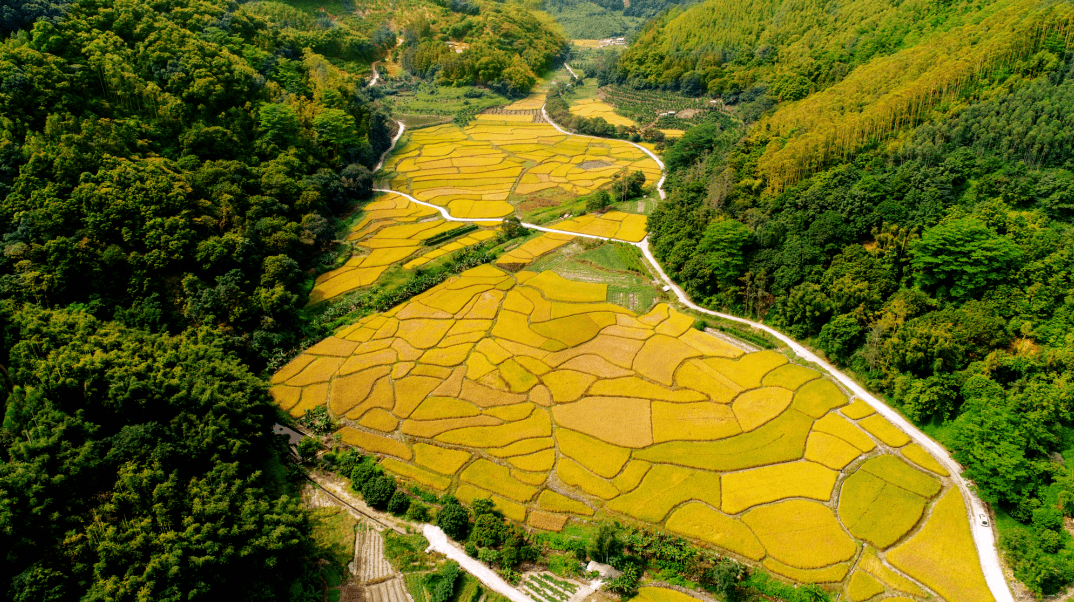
[
  {"left": 556, "top": 458, "right": 620, "bottom": 499},
  {"left": 804, "top": 432, "right": 862, "bottom": 470},
  {"left": 841, "top": 400, "right": 875, "bottom": 419},
  {"left": 588, "top": 377, "right": 706, "bottom": 402},
  {"left": 721, "top": 461, "right": 838, "bottom": 514},
  {"left": 888, "top": 490, "right": 995, "bottom": 602},
  {"left": 665, "top": 502, "right": 765, "bottom": 561},
  {"left": 538, "top": 490, "right": 594, "bottom": 515},
  {"left": 382, "top": 458, "right": 452, "bottom": 491},
  {"left": 630, "top": 588, "right": 703, "bottom": 602},
  {"left": 455, "top": 484, "right": 528, "bottom": 522},
  {"left": 732, "top": 387, "right": 794, "bottom": 431},
  {"left": 414, "top": 443, "right": 472, "bottom": 474},
  {"left": 704, "top": 350, "right": 788, "bottom": 389},
  {"left": 605, "top": 464, "right": 722, "bottom": 523},
  {"left": 846, "top": 570, "right": 884, "bottom": 601},
  {"left": 791, "top": 378, "right": 848, "bottom": 418},
  {"left": 763, "top": 559, "right": 849, "bottom": 584},
  {"left": 812, "top": 413, "right": 876, "bottom": 452},
  {"left": 543, "top": 370, "right": 597, "bottom": 402},
  {"left": 526, "top": 271, "right": 607, "bottom": 303},
  {"left": 612, "top": 461, "right": 651, "bottom": 493},
  {"left": 486, "top": 438, "right": 553, "bottom": 458},
  {"left": 838, "top": 456, "right": 940, "bottom": 548},
  {"left": 859, "top": 414, "right": 912, "bottom": 447},
  {"left": 507, "top": 449, "right": 556, "bottom": 472},
  {"left": 859, "top": 546, "right": 927, "bottom": 597},
  {"left": 632, "top": 335, "right": 702, "bottom": 386},
  {"left": 742, "top": 500, "right": 856, "bottom": 569},
  {"left": 760, "top": 363, "right": 820, "bottom": 390},
  {"left": 636, "top": 408, "right": 812, "bottom": 471},
  {"left": 411, "top": 397, "right": 481, "bottom": 420},
  {"left": 460, "top": 459, "right": 539, "bottom": 502},
  {"left": 901, "top": 443, "right": 950, "bottom": 476},
  {"left": 552, "top": 397, "right": 653, "bottom": 448},
  {"left": 336, "top": 427, "right": 413, "bottom": 460},
  {"left": 435, "top": 409, "right": 552, "bottom": 448},
  {"left": 651, "top": 401, "right": 741, "bottom": 444},
  {"left": 557, "top": 429, "right": 632, "bottom": 478}
]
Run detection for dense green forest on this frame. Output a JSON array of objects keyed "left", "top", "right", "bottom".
[
  {"left": 539, "top": 0, "right": 696, "bottom": 40},
  {"left": 395, "top": 0, "right": 566, "bottom": 95},
  {"left": 649, "top": 42, "right": 1074, "bottom": 595},
  {"left": 245, "top": 0, "right": 567, "bottom": 97},
  {"left": 0, "top": 0, "right": 396, "bottom": 598}
]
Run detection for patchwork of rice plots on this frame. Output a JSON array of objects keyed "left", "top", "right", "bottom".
[
  {"left": 550, "top": 211, "right": 648, "bottom": 243},
  {"left": 309, "top": 192, "right": 499, "bottom": 303},
  {"left": 496, "top": 233, "right": 576, "bottom": 269},
  {"left": 382, "top": 120, "right": 660, "bottom": 221},
  {"left": 274, "top": 266, "right": 984, "bottom": 601},
  {"left": 569, "top": 98, "right": 636, "bottom": 127}
]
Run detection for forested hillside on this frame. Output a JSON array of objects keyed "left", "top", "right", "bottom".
[
  {"left": 647, "top": 23, "right": 1074, "bottom": 596},
  {"left": 244, "top": 0, "right": 567, "bottom": 96},
  {"left": 540, "top": 0, "right": 695, "bottom": 39},
  {"left": 0, "top": 0, "right": 392, "bottom": 598}
]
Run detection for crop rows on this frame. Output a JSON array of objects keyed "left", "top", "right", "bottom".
[
  {"left": 275, "top": 264, "right": 992, "bottom": 602},
  {"left": 599, "top": 86, "right": 714, "bottom": 125},
  {"left": 355, "top": 527, "right": 395, "bottom": 583},
  {"left": 368, "top": 577, "right": 412, "bottom": 602},
  {"left": 522, "top": 574, "right": 572, "bottom": 602}
]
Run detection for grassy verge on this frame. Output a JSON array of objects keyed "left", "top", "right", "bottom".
[{"left": 384, "top": 531, "right": 437, "bottom": 573}]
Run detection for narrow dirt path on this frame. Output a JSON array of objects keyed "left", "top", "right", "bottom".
[{"left": 367, "top": 106, "right": 1015, "bottom": 602}]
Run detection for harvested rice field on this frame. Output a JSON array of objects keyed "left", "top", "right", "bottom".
[
  {"left": 275, "top": 266, "right": 989, "bottom": 601},
  {"left": 308, "top": 192, "right": 500, "bottom": 303},
  {"left": 381, "top": 118, "right": 661, "bottom": 223}
]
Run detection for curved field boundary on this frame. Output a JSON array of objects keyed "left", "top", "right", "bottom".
[{"left": 365, "top": 109, "right": 1012, "bottom": 602}]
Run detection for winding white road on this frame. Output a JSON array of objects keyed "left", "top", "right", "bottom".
[
  {"left": 372, "top": 109, "right": 1013, "bottom": 602},
  {"left": 424, "top": 525, "right": 533, "bottom": 602}
]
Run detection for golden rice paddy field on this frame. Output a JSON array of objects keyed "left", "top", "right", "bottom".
[
  {"left": 495, "top": 232, "right": 577, "bottom": 269},
  {"left": 274, "top": 265, "right": 992, "bottom": 602},
  {"left": 309, "top": 192, "right": 499, "bottom": 304},
  {"left": 382, "top": 119, "right": 661, "bottom": 224},
  {"left": 569, "top": 98, "right": 636, "bottom": 128},
  {"left": 551, "top": 211, "right": 648, "bottom": 243}
]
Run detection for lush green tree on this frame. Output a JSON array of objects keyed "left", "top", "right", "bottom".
[
  {"left": 436, "top": 499, "right": 471, "bottom": 540},
  {"left": 911, "top": 217, "right": 1024, "bottom": 301},
  {"left": 680, "top": 218, "right": 751, "bottom": 297},
  {"left": 387, "top": 490, "right": 411, "bottom": 515},
  {"left": 816, "top": 312, "right": 862, "bottom": 365}
]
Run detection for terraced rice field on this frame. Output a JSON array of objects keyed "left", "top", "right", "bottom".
[
  {"left": 309, "top": 192, "right": 499, "bottom": 303},
  {"left": 568, "top": 98, "right": 636, "bottom": 127},
  {"left": 496, "top": 233, "right": 577, "bottom": 269},
  {"left": 275, "top": 266, "right": 991, "bottom": 602},
  {"left": 382, "top": 120, "right": 660, "bottom": 221},
  {"left": 550, "top": 211, "right": 648, "bottom": 243}
]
